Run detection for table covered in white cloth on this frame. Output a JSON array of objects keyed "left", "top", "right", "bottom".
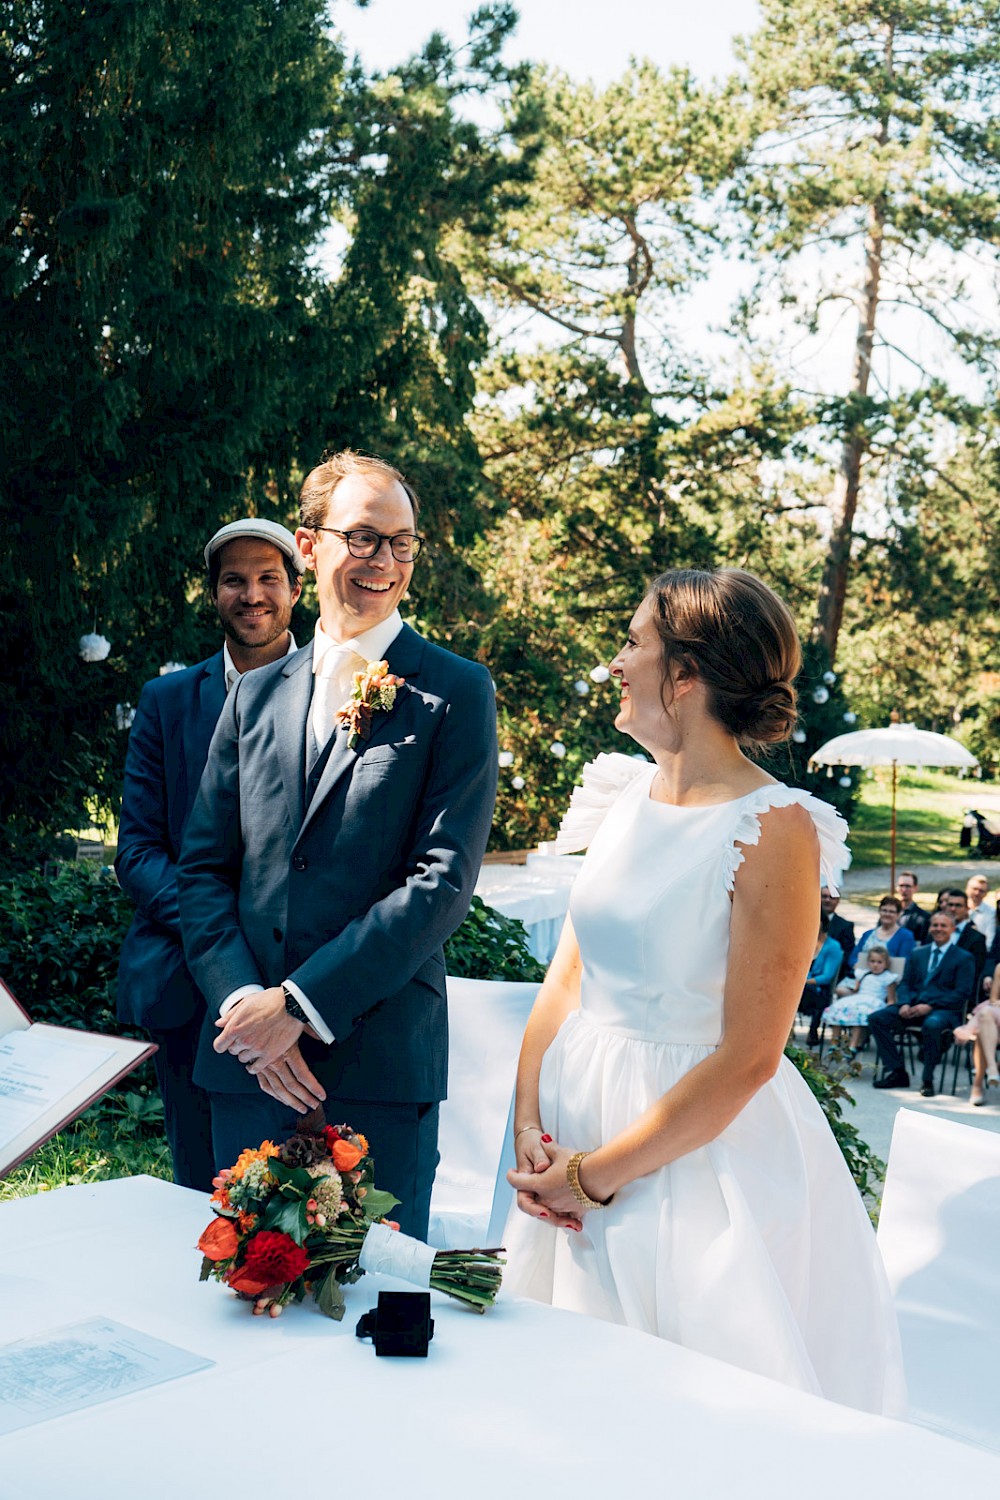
[{"left": 1, "top": 1177, "right": 998, "bottom": 1499}]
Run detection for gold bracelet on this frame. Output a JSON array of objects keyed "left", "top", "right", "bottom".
[
  {"left": 566, "top": 1150, "right": 614, "bottom": 1210},
  {"left": 514, "top": 1124, "right": 543, "bottom": 1141}
]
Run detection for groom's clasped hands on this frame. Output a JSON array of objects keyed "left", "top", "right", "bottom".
[
  {"left": 213, "top": 988, "right": 326, "bottom": 1114},
  {"left": 508, "top": 1129, "right": 585, "bottom": 1232}
]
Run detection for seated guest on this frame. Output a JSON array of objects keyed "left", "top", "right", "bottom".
[
  {"left": 966, "top": 874, "right": 996, "bottom": 946},
  {"left": 821, "top": 885, "right": 855, "bottom": 979},
  {"left": 800, "top": 915, "right": 844, "bottom": 1048},
  {"left": 896, "top": 870, "right": 930, "bottom": 944},
  {"left": 849, "top": 895, "right": 916, "bottom": 969},
  {"left": 870, "top": 910, "right": 976, "bottom": 1097},
  {"left": 941, "top": 888, "right": 988, "bottom": 992},
  {"left": 826, "top": 943, "right": 897, "bottom": 1053},
  {"left": 954, "top": 990, "right": 1000, "bottom": 1106}
]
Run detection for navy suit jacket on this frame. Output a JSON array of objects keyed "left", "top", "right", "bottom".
[
  {"left": 176, "top": 624, "right": 498, "bottom": 1104},
  {"left": 896, "top": 942, "right": 976, "bottom": 1017},
  {"left": 115, "top": 653, "right": 227, "bottom": 1030}
]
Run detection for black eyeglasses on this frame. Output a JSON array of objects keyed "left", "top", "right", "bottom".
[{"left": 314, "top": 526, "right": 424, "bottom": 562}]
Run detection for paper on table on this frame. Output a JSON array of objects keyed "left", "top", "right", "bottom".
[
  {"left": 0, "top": 1317, "right": 214, "bottom": 1435},
  {"left": 0, "top": 1029, "right": 115, "bottom": 1151}
]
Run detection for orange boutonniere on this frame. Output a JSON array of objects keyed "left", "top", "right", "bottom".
[{"left": 334, "top": 659, "right": 404, "bottom": 750}]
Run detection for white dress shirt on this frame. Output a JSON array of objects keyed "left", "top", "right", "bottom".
[
  {"left": 223, "top": 632, "right": 297, "bottom": 693},
  {"left": 220, "top": 612, "right": 404, "bottom": 1051}
]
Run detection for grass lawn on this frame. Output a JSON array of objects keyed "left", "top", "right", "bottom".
[{"left": 846, "top": 766, "right": 1000, "bottom": 868}]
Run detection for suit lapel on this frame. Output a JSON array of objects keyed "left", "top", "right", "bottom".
[
  {"left": 196, "top": 652, "right": 227, "bottom": 765},
  {"left": 296, "top": 624, "right": 427, "bottom": 840},
  {"left": 274, "top": 645, "right": 314, "bottom": 833}
]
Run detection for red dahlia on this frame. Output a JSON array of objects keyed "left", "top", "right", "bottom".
[{"left": 242, "top": 1230, "right": 310, "bottom": 1285}]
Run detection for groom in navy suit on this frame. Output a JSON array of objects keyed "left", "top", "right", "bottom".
[
  {"left": 177, "top": 451, "right": 498, "bottom": 1236},
  {"left": 115, "top": 519, "right": 304, "bottom": 1188}
]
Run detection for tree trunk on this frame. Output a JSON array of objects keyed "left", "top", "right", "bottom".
[{"left": 813, "top": 25, "right": 893, "bottom": 660}]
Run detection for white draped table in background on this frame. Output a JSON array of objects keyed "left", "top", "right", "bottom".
[
  {"left": 475, "top": 853, "right": 582, "bottom": 964},
  {"left": 1, "top": 1177, "right": 998, "bottom": 1499}
]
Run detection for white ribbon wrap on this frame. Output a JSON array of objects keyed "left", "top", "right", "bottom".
[{"left": 358, "top": 1222, "right": 437, "bottom": 1288}]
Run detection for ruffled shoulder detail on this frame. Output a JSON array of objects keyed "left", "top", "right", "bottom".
[
  {"left": 554, "top": 752, "right": 651, "bottom": 853},
  {"left": 723, "top": 785, "right": 851, "bottom": 896}
]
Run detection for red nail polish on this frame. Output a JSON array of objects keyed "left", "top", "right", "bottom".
[
  {"left": 541, "top": 1134, "right": 552, "bottom": 1143},
  {"left": 539, "top": 1211, "right": 549, "bottom": 1218}
]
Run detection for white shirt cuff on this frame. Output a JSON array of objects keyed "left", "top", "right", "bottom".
[
  {"left": 282, "top": 978, "right": 335, "bottom": 1045},
  {"left": 220, "top": 984, "right": 264, "bottom": 1016}
]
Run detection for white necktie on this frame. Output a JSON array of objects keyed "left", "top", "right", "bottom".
[{"left": 310, "top": 647, "right": 367, "bottom": 763}]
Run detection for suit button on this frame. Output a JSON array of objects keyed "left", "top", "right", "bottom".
[
  {"left": 273, "top": 928, "right": 283, "bottom": 943},
  {"left": 292, "top": 854, "right": 307, "bottom": 872}
]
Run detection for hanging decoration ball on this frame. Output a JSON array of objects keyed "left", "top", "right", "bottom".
[
  {"left": 159, "top": 661, "right": 187, "bottom": 675},
  {"left": 115, "top": 703, "right": 136, "bottom": 731},
  {"left": 838, "top": 775, "right": 852, "bottom": 788},
  {"left": 574, "top": 679, "right": 590, "bottom": 696},
  {"left": 79, "top": 632, "right": 111, "bottom": 662},
  {"left": 589, "top": 665, "right": 611, "bottom": 684},
  {"left": 550, "top": 741, "right": 567, "bottom": 759},
  {"left": 812, "top": 686, "right": 830, "bottom": 705},
  {"left": 822, "top": 670, "right": 837, "bottom": 685},
  {"left": 842, "top": 711, "right": 857, "bottom": 724},
  {"left": 792, "top": 728, "right": 807, "bottom": 744},
  {"left": 498, "top": 750, "right": 514, "bottom": 768},
  {"left": 511, "top": 775, "right": 525, "bottom": 791}
]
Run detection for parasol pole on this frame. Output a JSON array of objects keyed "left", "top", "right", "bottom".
[{"left": 890, "top": 760, "right": 897, "bottom": 893}]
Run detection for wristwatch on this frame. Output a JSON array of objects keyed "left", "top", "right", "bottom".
[{"left": 281, "top": 984, "right": 310, "bottom": 1026}]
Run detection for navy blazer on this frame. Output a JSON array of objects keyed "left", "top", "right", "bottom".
[
  {"left": 177, "top": 624, "right": 498, "bottom": 1103},
  {"left": 115, "top": 653, "right": 227, "bottom": 1030},
  {"left": 895, "top": 942, "right": 976, "bottom": 1017}
]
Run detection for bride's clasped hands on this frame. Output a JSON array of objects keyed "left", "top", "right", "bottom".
[{"left": 507, "top": 1127, "right": 594, "bottom": 1231}]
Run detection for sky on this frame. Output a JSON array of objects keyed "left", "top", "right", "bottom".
[{"left": 334, "top": 0, "right": 762, "bottom": 85}]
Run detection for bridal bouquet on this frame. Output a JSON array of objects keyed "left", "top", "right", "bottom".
[{"left": 197, "top": 1122, "right": 504, "bottom": 1320}]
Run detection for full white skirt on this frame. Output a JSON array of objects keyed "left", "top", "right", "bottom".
[{"left": 504, "top": 1011, "right": 906, "bottom": 1416}]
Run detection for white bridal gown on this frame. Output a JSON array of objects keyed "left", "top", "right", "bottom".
[{"left": 505, "top": 755, "right": 906, "bottom": 1416}]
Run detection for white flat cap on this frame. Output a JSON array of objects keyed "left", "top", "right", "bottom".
[{"left": 204, "top": 518, "right": 305, "bottom": 573}]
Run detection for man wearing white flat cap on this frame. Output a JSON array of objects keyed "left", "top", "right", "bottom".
[{"left": 115, "top": 518, "right": 303, "bottom": 1188}]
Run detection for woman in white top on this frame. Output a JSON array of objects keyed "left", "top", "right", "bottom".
[{"left": 505, "top": 567, "right": 905, "bottom": 1416}]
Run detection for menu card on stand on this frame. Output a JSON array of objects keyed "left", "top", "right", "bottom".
[{"left": 0, "top": 978, "right": 156, "bottom": 1177}]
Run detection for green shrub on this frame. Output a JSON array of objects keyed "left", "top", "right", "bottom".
[
  {"left": 445, "top": 895, "right": 547, "bottom": 982},
  {"left": 784, "top": 1043, "right": 885, "bottom": 1209}
]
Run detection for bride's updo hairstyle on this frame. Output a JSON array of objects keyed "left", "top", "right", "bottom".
[{"left": 646, "top": 568, "right": 800, "bottom": 748}]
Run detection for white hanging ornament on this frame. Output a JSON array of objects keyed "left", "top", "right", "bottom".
[
  {"left": 842, "top": 711, "right": 857, "bottom": 724},
  {"left": 79, "top": 632, "right": 111, "bottom": 662},
  {"left": 822, "top": 670, "right": 837, "bottom": 685},
  {"left": 159, "top": 661, "right": 187, "bottom": 675},
  {"left": 589, "top": 665, "right": 611, "bottom": 684},
  {"left": 792, "top": 728, "right": 807, "bottom": 744},
  {"left": 550, "top": 741, "right": 567, "bottom": 759},
  {"left": 838, "top": 775, "right": 852, "bottom": 788},
  {"left": 115, "top": 703, "right": 136, "bottom": 731},
  {"left": 812, "top": 686, "right": 829, "bottom": 705},
  {"left": 573, "top": 679, "right": 590, "bottom": 696},
  {"left": 511, "top": 775, "right": 525, "bottom": 791},
  {"left": 498, "top": 750, "right": 514, "bottom": 768}
]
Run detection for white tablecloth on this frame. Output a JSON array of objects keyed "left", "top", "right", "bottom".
[
  {"left": 1, "top": 1177, "right": 998, "bottom": 1498},
  {"left": 475, "top": 863, "right": 577, "bottom": 963}
]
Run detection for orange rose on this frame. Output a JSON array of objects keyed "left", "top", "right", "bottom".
[
  {"left": 331, "top": 1139, "right": 363, "bottom": 1171},
  {"left": 198, "top": 1217, "right": 240, "bottom": 1262},
  {"left": 226, "top": 1266, "right": 271, "bottom": 1297}
]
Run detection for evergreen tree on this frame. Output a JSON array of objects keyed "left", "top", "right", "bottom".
[{"left": 738, "top": 0, "right": 1000, "bottom": 659}]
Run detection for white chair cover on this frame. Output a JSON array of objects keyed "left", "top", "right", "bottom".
[
  {"left": 877, "top": 1107, "right": 1000, "bottom": 1453},
  {"left": 427, "top": 976, "right": 539, "bottom": 1250}
]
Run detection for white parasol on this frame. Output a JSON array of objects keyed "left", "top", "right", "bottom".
[{"left": 809, "top": 720, "right": 978, "bottom": 888}]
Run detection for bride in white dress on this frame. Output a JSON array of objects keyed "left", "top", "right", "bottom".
[{"left": 505, "top": 568, "right": 906, "bottom": 1416}]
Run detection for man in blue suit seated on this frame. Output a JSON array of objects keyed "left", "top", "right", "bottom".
[
  {"left": 115, "top": 519, "right": 303, "bottom": 1188},
  {"left": 870, "top": 910, "right": 976, "bottom": 1098},
  {"left": 177, "top": 451, "right": 498, "bottom": 1237}
]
